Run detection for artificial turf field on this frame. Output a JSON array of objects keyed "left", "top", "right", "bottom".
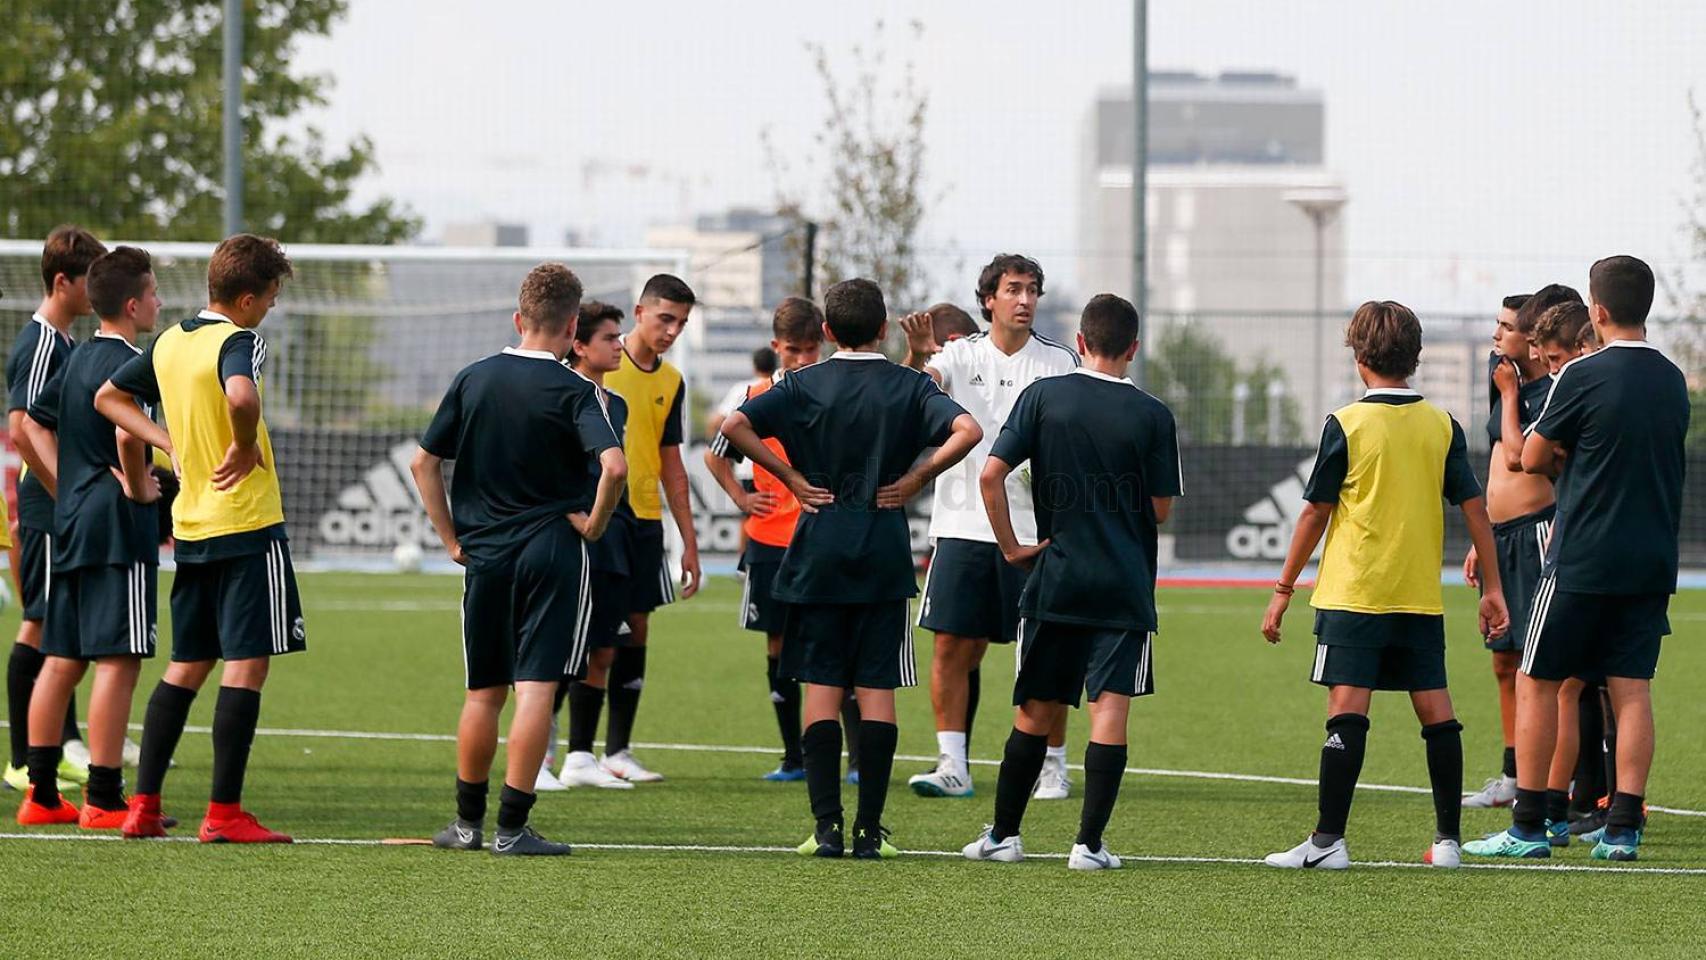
[{"left": 1, "top": 572, "right": 1703, "bottom": 959}]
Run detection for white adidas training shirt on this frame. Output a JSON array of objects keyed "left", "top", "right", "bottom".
[{"left": 926, "top": 330, "right": 1079, "bottom": 545}]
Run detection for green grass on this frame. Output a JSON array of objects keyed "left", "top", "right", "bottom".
[{"left": 2, "top": 574, "right": 1704, "bottom": 958}]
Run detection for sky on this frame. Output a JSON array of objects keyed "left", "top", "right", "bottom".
[{"left": 293, "top": 0, "right": 1706, "bottom": 314}]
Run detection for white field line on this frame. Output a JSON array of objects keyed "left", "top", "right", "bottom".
[
  {"left": 10, "top": 721, "right": 1690, "bottom": 819},
  {"left": 2, "top": 831, "right": 1704, "bottom": 875}
]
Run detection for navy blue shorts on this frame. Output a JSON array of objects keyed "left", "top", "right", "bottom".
[
  {"left": 18, "top": 527, "right": 50, "bottom": 622},
  {"left": 781, "top": 600, "right": 915, "bottom": 690},
  {"left": 171, "top": 540, "right": 305, "bottom": 662},
  {"left": 43, "top": 562, "right": 157, "bottom": 660},
  {"left": 461, "top": 520, "right": 588, "bottom": 689},
  {"left": 1013, "top": 618, "right": 1153, "bottom": 707},
  {"left": 1520, "top": 575, "right": 1668, "bottom": 682},
  {"left": 626, "top": 519, "right": 674, "bottom": 614},
  {"left": 1487, "top": 506, "right": 1553, "bottom": 653},
  {"left": 1310, "top": 610, "right": 1447, "bottom": 692},
  {"left": 917, "top": 538, "right": 1027, "bottom": 643}
]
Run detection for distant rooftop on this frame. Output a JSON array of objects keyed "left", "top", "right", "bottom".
[{"left": 1095, "top": 71, "right": 1325, "bottom": 167}]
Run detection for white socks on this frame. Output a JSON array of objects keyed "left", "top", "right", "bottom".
[
  {"left": 1045, "top": 744, "right": 1067, "bottom": 764},
  {"left": 938, "top": 730, "right": 968, "bottom": 771}
]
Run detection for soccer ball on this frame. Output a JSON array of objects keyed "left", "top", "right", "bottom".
[{"left": 392, "top": 540, "right": 424, "bottom": 573}]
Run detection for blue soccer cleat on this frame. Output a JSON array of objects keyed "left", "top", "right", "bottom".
[
  {"left": 1590, "top": 829, "right": 1642, "bottom": 862},
  {"left": 1462, "top": 829, "right": 1551, "bottom": 859},
  {"left": 762, "top": 763, "right": 805, "bottom": 782},
  {"left": 1545, "top": 819, "right": 1571, "bottom": 848}
]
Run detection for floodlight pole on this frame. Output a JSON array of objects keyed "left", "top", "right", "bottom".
[
  {"left": 1130, "top": 0, "right": 1148, "bottom": 388},
  {"left": 1285, "top": 189, "right": 1347, "bottom": 425},
  {"left": 223, "top": 0, "right": 244, "bottom": 237}
]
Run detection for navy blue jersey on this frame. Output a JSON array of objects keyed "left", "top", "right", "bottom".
[
  {"left": 28, "top": 334, "right": 161, "bottom": 569},
  {"left": 7, "top": 316, "right": 75, "bottom": 531},
  {"left": 1487, "top": 373, "right": 1554, "bottom": 449},
  {"left": 990, "top": 369, "right": 1182, "bottom": 632},
  {"left": 577, "top": 376, "right": 634, "bottom": 576},
  {"left": 420, "top": 348, "right": 620, "bottom": 572},
  {"left": 1530, "top": 341, "right": 1690, "bottom": 594},
  {"left": 738, "top": 352, "right": 966, "bottom": 604}
]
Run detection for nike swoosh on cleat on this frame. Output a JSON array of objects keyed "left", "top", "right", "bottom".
[
  {"left": 495, "top": 837, "right": 517, "bottom": 852},
  {"left": 455, "top": 828, "right": 474, "bottom": 844},
  {"left": 1302, "top": 852, "right": 1334, "bottom": 868}
]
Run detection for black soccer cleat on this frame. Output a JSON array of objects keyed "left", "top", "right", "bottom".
[
  {"left": 491, "top": 824, "right": 572, "bottom": 856},
  {"left": 432, "top": 817, "right": 483, "bottom": 851},
  {"left": 851, "top": 823, "right": 898, "bottom": 860},
  {"left": 797, "top": 819, "right": 845, "bottom": 858}
]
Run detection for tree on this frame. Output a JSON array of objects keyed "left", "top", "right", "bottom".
[
  {"left": 765, "top": 19, "right": 936, "bottom": 316},
  {"left": 1668, "top": 92, "right": 1706, "bottom": 449},
  {"left": 0, "top": 0, "right": 418, "bottom": 242},
  {"left": 1145, "top": 323, "right": 1303, "bottom": 445}
]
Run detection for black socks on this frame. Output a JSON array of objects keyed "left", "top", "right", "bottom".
[
  {"left": 497, "top": 784, "right": 535, "bottom": 830},
  {"left": 87, "top": 764, "right": 124, "bottom": 811},
  {"left": 964, "top": 666, "right": 981, "bottom": 754},
  {"left": 1501, "top": 745, "right": 1517, "bottom": 780},
  {"left": 1077, "top": 741, "right": 1128, "bottom": 852},
  {"left": 566, "top": 681, "right": 605, "bottom": 755},
  {"left": 854, "top": 721, "right": 897, "bottom": 830},
  {"left": 26, "top": 744, "right": 61, "bottom": 806},
  {"left": 210, "top": 687, "right": 262, "bottom": 805},
  {"left": 7, "top": 643, "right": 44, "bottom": 769},
  {"left": 1607, "top": 792, "right": 1645, "bottom": 835},
  {"left": 605, "top": 646, "right": 646, "bottom": 756},
  {"left": 1421, "top": 719, "right": 1463, "bottom": 841},
  {"left": 767, "top": 656, "right": 802, "bottom": 767},
  {"left": 993, "top": 728, "right": 1047, "bottom": 841},
  {"left": 135, "top": 681, "right": 197, "bottom": 796},
  {"left": 1513, "top": 787, "right": 1547, "bottom": 836},
  {"left": 1314, "top": 713, "right": 1369, "bottom": 839},
  {"left": 802, "top": 719, "right": 843, "bottom": 828},
  {"left": 456, "top": 778, "right": 488, "bottom": 824}
]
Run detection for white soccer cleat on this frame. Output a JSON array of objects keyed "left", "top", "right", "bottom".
[
  {"left": 908, "top": 755, "right": 974, "bottom": 798},
  {"left": 1462, "top": 775, "right": 1518, "bottom": 808},
  {"left": 1426, "top": 838, "right": 1462, "bottom": 869},
  {"left": 600, "top": 749, "right": 664, "bottom": 783},
  {"left": 1068, "top": 843, "right": 1123, "bottom": 871},
  {"left": 558, "top": 751, "right": 634, "bottom": 789},
  {"left": 533, "top": 760, "right": 567, "bottom": 792},
  {"left": 962, "top": 825, "right": 1024, "bottom": 862},
  {"left": 1264, "top": 835, "right": 1350, "bottom": 870},
  {"left": 61, "top": 738, "right": 92, "bottom": 771},
  {"left": 122, "top": 737, "right": 142, "bottom": 768},
  {"left": 1033, "top": 754, "right": 1071, "bottom": 800}
]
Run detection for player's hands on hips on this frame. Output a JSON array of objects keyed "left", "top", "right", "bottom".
[
  {"left": 899, "top": 312, "right": 935, "bottom": 359},
  {"left": 739, "top": 489, "right": 777, "bottom": 517},
  {"left": 1492, "top": 357, "right": 1519, "bottom": 395},
  {"left": 1479, "top": 588, "right": 1510, "bottom": 639},
  {"left": 1262, "top": 591, "right": 1291, "bottom": 644},
  {"left": 1462, "top": 545, "right": 1480, "bottom": 589},
  {"left": 1001, "top": 539, "right": 1048, "bottom": 571},
  {"left": 680, "top": 545, "right": 701, "bottom": 599},
  {"left": 782, "top": 470, "right": 833, "bottom": 514},
  {"left": 875, "top": 472, "right": 925, "bottom": 509},
  {"left": 444, "top": 539, "right": 466, "bottom": 566},
  {"left": 568, "top": 511, "right": 606, "bottom": 542},
  {"left": 110, "top": 466, "right": 162, "bottom": 504},
  {"left": 211, "top": 440, "right": 265, "bottom": 490}
]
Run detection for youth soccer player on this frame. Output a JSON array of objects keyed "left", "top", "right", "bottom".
[
  {"left": 14, "top": 247, "right": 162, "bottom": 827},
  {"left": 5, "top": 226, "right": 105, "bottom": 793},
  {"left": 1461, "top": 286, "right": 1580, "bottom": 810},
  {"left": 900, "top": 255, "right": 1078, "bottom": 801},
  {"left": 705, "top": 297, "right": 825, "bottom": 780},
  {"left": 96, "top": 234, "right": 303, "bottom": 843},
  {"left": 1470, "top": 256, "right": 1688, "bottom": 862},
  {"left": 959, "top": 294, "right": 1180, "bottom": 871},
  {"left": 411, "top": 264, "right": 626, "bottom": 855},
  {"left": 719, "top": 278, "right": 980, "bottom": 859},
  {"left": 598, "top": 274, "right": 702, "bottom": 783},
  {"left": 1261, "top": 301, "right": 1507, "bottom": 870},
  {"left": 555, "top": 301, "right": 640, "bottom": 792}
]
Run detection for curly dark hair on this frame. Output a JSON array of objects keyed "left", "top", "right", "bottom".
[
  {"left": 518, "top": 263, "right": 584, "bottom": 333},
  {"left": 974, "top": 254, "right": 1044, "bottom": 322},
  {"left": 1345, "top": 301, "right": 1423, "bottom": 379},
  {"left": 1532, "top": 300, "right": 1590, "bottom": 348}
]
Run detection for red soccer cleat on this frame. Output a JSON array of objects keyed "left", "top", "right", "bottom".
[
  {"left": 122, "top": 793, "right": 170, "bottom": 839},
  {"left": 198, "top": 803, "right": 293, "bottom": 844},
  {"left": 78, "top": 799, "right": 130, "bottom": 830},
  {"left": 16, "top": 786, "right": 80, "bottom": 826}
]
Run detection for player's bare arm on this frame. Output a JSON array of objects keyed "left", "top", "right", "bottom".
[
  {"left": 874, "top": 412, "right": 981, "bottom": 508},
  {"left": 1261, "top": 501, "right": 1333, "bottom": 645},
  {"left": 979, "top": 453, "right": 1046, "bottom": 570},
  {"left": 718, "top": 410, "right": 833, "bottom": 512},
  {"left": 1519, "top": 428, "right": 1563, "bottom": 476},
  {"left": 1460, "top": 496, "right": 1510, "bottom": 639},
  {"left": 113, "top": 425, "right": 161, "bottom": 504},
  {"left": 570, "top": 447, "right": 628, "bottom": 542},
  {"left": 408, "top": 447, "right": 464, "bottom": 565},
  {"left": 657, "top": 444, "right": 701, "bottom": 598},
  {"left": 899, "top": 312, "right": 939, "bottom": 377},
  {"left": 702, "top": 446, "right": 776, "bottom": 517},
  {"left": 94, "top": 379, "right": 173, "bottom": 457},
  {"left": 212, "top": 373, "right": 265, "bottom": 490},
  {"left": 16, "top": 413, "right": 58, "bottom": 498}
]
